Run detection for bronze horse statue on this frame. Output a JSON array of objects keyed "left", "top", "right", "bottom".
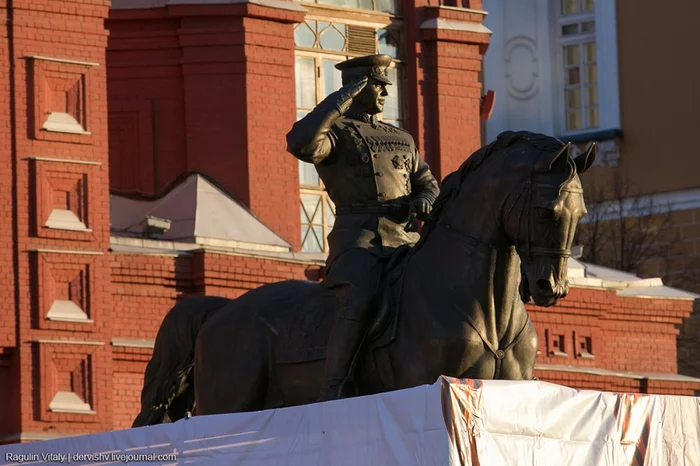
[{"left": 132, "top": 131, "right": 596, "bottom": 427}]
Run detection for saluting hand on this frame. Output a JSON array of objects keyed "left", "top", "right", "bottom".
[{"left": 334, "top": 76, "right": 369, "bottom": 115}]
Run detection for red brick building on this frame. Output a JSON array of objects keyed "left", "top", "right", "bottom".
[{"left": 0, "top": 0, "right": 697, "bottom": 444}]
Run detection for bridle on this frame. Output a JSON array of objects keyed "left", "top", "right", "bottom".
[
  {"left": 507, "top": 175, "right": 580, "bottom": 260},
  {"left": 438, "top": 171, "right": 580, "bottom": 261}
]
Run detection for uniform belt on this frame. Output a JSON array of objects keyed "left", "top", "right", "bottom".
[{"left": 335, "top": 201, "right": 409, "bottom": 216}]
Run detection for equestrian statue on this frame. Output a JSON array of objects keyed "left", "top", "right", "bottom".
[{"left": 132, "top": 54, "right": 597, "bottom": 427}]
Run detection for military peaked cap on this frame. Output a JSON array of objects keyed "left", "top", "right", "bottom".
[{"left": 335, "top": 54, "right": 393, "bottom": 85}]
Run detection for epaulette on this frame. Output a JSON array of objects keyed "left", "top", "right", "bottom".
[{"left": 377, "top": 120, "right": 412, "bottom": 137}]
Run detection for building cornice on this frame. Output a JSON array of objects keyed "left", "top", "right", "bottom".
[
  {"left": 581, "top": 187, "right": 700, "bottom": 223},
  {"left": 111, "top": 0, "right": 306, "bottom": 12}
]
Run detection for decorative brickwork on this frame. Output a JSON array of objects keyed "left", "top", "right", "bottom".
[
  {"left": 529, "top": 287, "right": 694, "bottom": 375},
  {"left": 29, "top": 56, "right": 97, "bottom": 144},
  {"left": 107, "top": 100, "right": 154, "bottom": 195},
  {"left": 32, "top": 252, "right": 100, "bottom": 331},
  {"left": 31, "top": 158, "right": 100, "bottom": 241},
  {"left": 36, "top": 342, "right": 101, "bottom": 422},
  {"left": 1, "top": 0, "right": 113, "bottom": 443}
]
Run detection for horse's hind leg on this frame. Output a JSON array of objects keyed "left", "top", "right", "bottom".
[
  {"left": 500, "top": 319, "right": 538, "bottom": 380},
  {"left": 194, "top": 311, "right": 270, "bottom": 415}
]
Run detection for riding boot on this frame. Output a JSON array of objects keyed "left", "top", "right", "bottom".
[{"left": 318, "top": 315, "right": 366, "bottom": 402}]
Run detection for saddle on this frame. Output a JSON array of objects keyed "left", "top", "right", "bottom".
[{"left": 271, "top": 245, "right": 412, "bottom": 365}]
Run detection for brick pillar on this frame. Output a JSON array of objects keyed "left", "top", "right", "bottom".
[
  {"left": 0, "top": 0, "right": 18, "bottom": 441},
  {"left": 0, "top": 0, "right": 16, "bottom": 349},
  {"left": 415, "top": 2, "right": 490, "bottom": 181},
  {"left": 107, "top": 1, "right": 304, "bottom": 250},
  {"left": 3, "top": 0, "right": 113, "bottom": 442},
  {"left": 177, "top": 1, "right": 304, "bottom": 250}
]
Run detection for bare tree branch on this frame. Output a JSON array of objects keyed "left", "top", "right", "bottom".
[{"left": 575, "top": 172, "right": 677, "bottom": 275}]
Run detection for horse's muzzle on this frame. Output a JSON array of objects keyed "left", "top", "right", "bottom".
[{"left": 531, "top": 279, "right": 568, "bottom": 307}]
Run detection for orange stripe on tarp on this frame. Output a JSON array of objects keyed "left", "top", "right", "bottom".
[
  {"left": 614, "top": 393, "right": 653, "bottom": 466},
  {"left": 440, "top": 376, "right": 484, "bottom": 466}
]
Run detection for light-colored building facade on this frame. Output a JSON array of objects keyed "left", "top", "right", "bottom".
[{"left": 482, "top": 0, "right": 700, "bottom": 377}]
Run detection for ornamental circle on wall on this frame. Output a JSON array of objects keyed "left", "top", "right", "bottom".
[{"left": 504, "top": 36, "right": 540, "bottom": 100}]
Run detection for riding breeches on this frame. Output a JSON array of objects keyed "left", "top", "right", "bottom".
[
  {"left": 319, "top": 249, "right": 384, "bottom": 399},
  {"left": 324, "top": 248, "right": 384, "bottom": 323}
]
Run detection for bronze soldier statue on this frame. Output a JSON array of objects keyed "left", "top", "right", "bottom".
[{"left": 286, "top": 54, "right": 439, "bottom": 401}]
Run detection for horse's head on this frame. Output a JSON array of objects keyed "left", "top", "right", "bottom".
[
  {"left": 503, "top": 139, "right": 597, "bottom": 307},
  {"left": 417, "top": 131, "right": 596, "bottom": 308}
]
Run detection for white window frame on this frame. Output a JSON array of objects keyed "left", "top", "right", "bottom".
[
  {"left": 293, "top": 18, "right": 406, "bottom": 253},
  {"left": 550, "top": 0, "right": 620, "bottom": 137},
  {"left": 296, "top": 52, "right": 343, "bottom": 253}
]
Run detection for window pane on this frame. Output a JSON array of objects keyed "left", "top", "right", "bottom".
[
  {"left": 382, "top": 67, "right": 401, "bottom": 121},
  {"left": 581, "top": 21, "right": 595, "bottom": 33},
  {"left": 378, "top": 29, "right": 400, "bottom": 59},
  {"left": 567, "top": 110, "right": 582, "bottom": 131},
  {"left": 319, "top": 24, "right": 346, "bottom": 52},
  {"left": 585, "top": 86, "right": 598, "bottom": 106},
  {"left": 322, "top": 59, "right": 343, "bottom": 99},
  {"left": 296, "top": 110, "right": 309, "bottom": 121},
  {"left": 561, "top": 0, "right": 578, "bottom": 15},
  {"left": 582, "top": 0, "right": 594, "bottom": 12},
  {"left": 295, "top": 57, "right": 316, "bottom": 109},
  {"left": 564, "top": 45, "right": 580, "bottom": 66},
  {"left": 299, "top": 160, "right": 320, "bottom": 186},
  {"left": 375, "top": 0, "right": 398, "bottom": 14},
  {"left": 566, "top": 88, "right": 581, "bottom": 108},
  {"left": 383, "top": 119, "right": 403, "bottom": 129},
  {"left": 318, "top": 0, "right": 373, "bottom": 10},
  {"left": 301, "top": 226, "right": 323, "bottom": 252},
  {"left": 587, "top": 107, "right": 599, "bottom": 128},
  {"left": 585, "top": 64, "right": 597, "bottom": 84},
  {"left": 325, "top": 198, "right": 336, "bottom": 228},
  {"left": 584, "top": 42, "right": 596, "bottom": 63},
  {"left": 566, "top": 67, "right": 581, "bottom": 85},
  {"left": 312, "top": 226, "right": 325, "bottom": 248},
  {"left": 561, "top": 24, "right": 579, "bottom": 36},
  {"left": 301, "top": 193, "right": 323, "bottom": 224},
  {"left": 294, "top": 22, "right": 317, "bottom": 48}
]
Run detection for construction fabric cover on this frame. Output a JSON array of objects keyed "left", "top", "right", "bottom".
[{"left": 1, "top": 377, "right": 699, "bottom": 465}]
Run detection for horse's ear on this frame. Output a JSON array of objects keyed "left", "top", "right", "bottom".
[
  {"left": 574, "top": 143, "right": 597, "bottom": 174},
  {"left": 548, "top": 142, "right": 571, "bottom": 173}
]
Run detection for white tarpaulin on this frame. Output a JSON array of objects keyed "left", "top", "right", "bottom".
[{"left": 1, "top": 377, "right": 699, "bottom": 465}]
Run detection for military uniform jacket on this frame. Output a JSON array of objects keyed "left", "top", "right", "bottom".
[{"left": 287, "top": 110, "right": 439, "bottom": 267}]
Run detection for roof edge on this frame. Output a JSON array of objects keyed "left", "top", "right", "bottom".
[{"left": 535, "top": 363, "right": 700, "bottom": 383}]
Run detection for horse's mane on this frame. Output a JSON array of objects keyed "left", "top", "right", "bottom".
[{"left": 417, "top": 131, "right": 566, "bottom": 246}]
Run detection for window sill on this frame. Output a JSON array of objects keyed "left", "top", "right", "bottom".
[
  {"left": 49, "top": 392, "right": 95, "bottom": 414},
  {"left": 299, "top": 2, "right": 402, "bottom": 22},
  {"left": 42, "top": 112, "right": 91, "bottom": 135},
  {"left": 557, "top": 128, "right": 622, "bottom": 143},
  {"left": 45, "top": 210, "right": 92, "bottom": 232},
  {"left": 46, "top": 300, "right": 91, "bottom": 322}
]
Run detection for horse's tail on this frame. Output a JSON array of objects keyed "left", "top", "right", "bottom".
[{"left": 132, "top": 296, "right": 231, "bottom": 428}]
